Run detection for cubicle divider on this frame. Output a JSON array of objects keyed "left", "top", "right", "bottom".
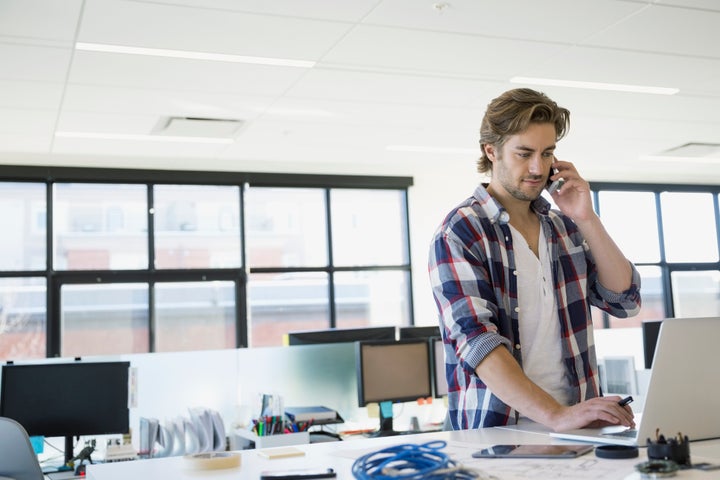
[{"left": 114, "top": 343, "right": 359, "bottom": 450}]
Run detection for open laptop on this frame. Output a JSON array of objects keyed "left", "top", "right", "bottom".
[{"left": 549, "top": 317, "right": 720, "bottom": 446}]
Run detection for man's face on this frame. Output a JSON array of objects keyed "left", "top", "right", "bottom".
[{"left": 486, "top": 122, "right": 557, "bottom": 202}]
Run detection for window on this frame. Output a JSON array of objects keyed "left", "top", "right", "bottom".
[
  {"left": 0, "top": 167, "right": 413, "bottom": 358},
  {"left": 591, "top": 184, "right": 720, "bottom": 329},
  {"left": 245, "top": 186, "right": 412, "bottom": 347}
]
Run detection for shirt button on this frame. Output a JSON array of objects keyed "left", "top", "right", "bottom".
[
  {"left": 514, "top": 307, "right": 520, "bottom": 312},
  {"left": 513, "top": 270, "right": 518, "bottom": 276},
  {"left": 515, "top": 344, "right": 521, "bottom": 350}
]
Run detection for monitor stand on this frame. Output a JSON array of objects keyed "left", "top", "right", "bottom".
[
  {"left": 64, "top": 435, "right": 74, "bottom": 465},
  {"left": 367, "top": 401, "right": 402, "bottom": 437}
]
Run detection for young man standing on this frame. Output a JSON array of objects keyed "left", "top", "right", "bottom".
[{"left": 428, "top": 88, "right": 641, "bottom": 431}]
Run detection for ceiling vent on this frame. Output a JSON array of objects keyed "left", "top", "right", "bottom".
[
  {"left": 657, "top": 142, "right": 720, "bottom": 158},
  {"left": 152, "top": 117, "right": 245, "bottom": 138}
]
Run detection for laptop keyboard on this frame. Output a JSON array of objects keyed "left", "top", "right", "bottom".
[{"left": 602, "top": 429, "right": 638, "bottom": 438}]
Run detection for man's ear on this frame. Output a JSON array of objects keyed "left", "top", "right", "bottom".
[{"left": 483, "top": 143, "right": 497, "bottom": 162}]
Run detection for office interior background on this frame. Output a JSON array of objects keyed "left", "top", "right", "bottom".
[{"left": 0, "top": 0, "right": 719, "bottom": 450}]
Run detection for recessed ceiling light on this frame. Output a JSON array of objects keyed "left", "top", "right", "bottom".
[
  {"left": 510, "top": 76, "right": 678, "bottom": 95},
  {"left": 55, "top": 131, "right": 234, "bottom": 144},
  {"left": 75, "top": 42, "right": 315, "bottom": 68},
  {"left": 386, "top": 145, "right": 477, "bottom": 154}
]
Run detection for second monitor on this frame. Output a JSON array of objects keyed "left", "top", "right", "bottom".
[{"left": 355, "top": 339, "right": 432, "bottom": 436}]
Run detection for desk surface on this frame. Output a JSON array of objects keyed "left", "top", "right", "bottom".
[{"left": 86, "top": 427, "right": 720, "bottom": 480}]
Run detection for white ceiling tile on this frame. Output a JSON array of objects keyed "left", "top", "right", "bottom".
[
  {"left": 364, "top": 0, "right": 644, "bottom": 44},
  {"left": 0, "top": 0, "right": 83, "bottom": 44},
  {"left": 320, "top": 25, "right": 567, "bottom": 78},
  {"left": 51, "top": 136, "right": 229, "bottom": 158},
  {"left": 0, "top": 43, "right": 72, "bottom": 82},
  {"left": 287, "top": 68, "right": 502, "bottom": 108},
  {"left": 0, "top": 133, "right": 52, "bottom": 153},
  {"left": 0, "top": 107, "right": 57, "bottom": 135},
  {"left": 518, "top": 46, "right": 720, "bottom": 96},
  {"left": 56, "top": 111, "right": 160, "bottom": 134},
  {"left": 79, "top": 0, "right": 352, "bottom": 60},
  {"left": 0, "top": 80, "right": 65, "bottom": 109},
  {"left": 132, "top": 0, "right": 379, "bottom": 21},
  {"left": 62, "top": 84, "right": 274, "bottom": 120},
  {"left": 68, "top": 51, "right": 310, "bottom": 95},
  {"left": 585, "top": 3, "right": 720, "bottom": 58}
]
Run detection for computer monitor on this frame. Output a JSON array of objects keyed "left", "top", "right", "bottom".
[
  {"left": 355, "top": 339, "right": 432, "bottom": 436},
  {"left": 431, "top": 337, "right": 448, "bottom": 398},
  {"left": 642, "top": 319, "right": 664, "bottom": 369},
  {"left": 398, "top": 325, "right": 440, "bottom": 340},
  {"left": 0, "top": 360, "right": 131, "bottom": 464},
  {"left": 286, "top": 326, "right": 396, "bottom": 345}
]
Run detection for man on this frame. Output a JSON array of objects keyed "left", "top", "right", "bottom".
[{"left": 428, "top": 88, "right": 641, "bottom": 431}]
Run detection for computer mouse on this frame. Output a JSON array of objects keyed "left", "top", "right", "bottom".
[{"left": 74, "top": 463, "right": 86, "bottom": 476}]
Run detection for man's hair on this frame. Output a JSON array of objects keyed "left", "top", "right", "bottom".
[{"left": 477, "top": 88, "right": 570, "bottom": 174}]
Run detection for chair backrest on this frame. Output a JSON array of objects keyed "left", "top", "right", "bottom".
[{"left": 0, "top": 417, "right": 44, "bottom": 480}]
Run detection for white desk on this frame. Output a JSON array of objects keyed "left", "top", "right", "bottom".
[{"left": 86, "top": 428, "right": 720, "bottom": 480}]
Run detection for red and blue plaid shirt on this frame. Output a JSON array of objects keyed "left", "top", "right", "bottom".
[{"left": 428, "top": 184, "right": 641, "bottom": 429}]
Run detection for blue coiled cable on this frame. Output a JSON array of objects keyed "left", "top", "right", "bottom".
[{"left": 351, "top": 440, "right": 486, "bottom": 480}]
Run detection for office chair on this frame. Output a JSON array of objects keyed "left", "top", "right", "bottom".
[{"left": 0, "top": 417, "right": 44, "bottom": 480}]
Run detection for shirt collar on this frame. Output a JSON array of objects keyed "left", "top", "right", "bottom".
[{"left": 473, "top": 183, "right": 552, "bottom": 224}]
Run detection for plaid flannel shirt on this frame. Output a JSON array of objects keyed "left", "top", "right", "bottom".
[{"left": 428, "top": 184, "right": 641, "bottom": 429}]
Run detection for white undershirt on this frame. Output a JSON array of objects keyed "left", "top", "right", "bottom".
[{"left": 509, "top": 224, "right": 572, "bottom": 406}]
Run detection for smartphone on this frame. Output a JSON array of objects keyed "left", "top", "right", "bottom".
[
  {"left": 472, "top": 444, "right": 594, "bottom": 459},
  {"left": 546, "top": 166, "right": 564, "bottom": 194},
  {"left": 260, "top": 467, "right": 336, "bottom": 480}
]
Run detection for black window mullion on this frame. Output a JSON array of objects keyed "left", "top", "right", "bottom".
[
  {"left": 325, "top": 188, "right": 336, "bottom": 328},
  {"left": 402, "top": 189, "right": 415, "bottom": 326},
  {"left": 147, "top": 184, "right": 155, "bottom": 351},
  {"left": 237, "top": 184, "right": 248, "bottom": 348},
  {"left": 654, "top": 191, "right": 674, "bottom": 317}
]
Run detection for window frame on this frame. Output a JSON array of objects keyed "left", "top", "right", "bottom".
[
  {"left": 590, "top": 182, "right": 720, "bottom": 327},
  {"left": 0, "top": 165, "right": 413, "bottom": 357}
]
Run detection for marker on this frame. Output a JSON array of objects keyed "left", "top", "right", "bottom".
[{"left": 618, "top": 396, "right": 634, "bottom": 407}]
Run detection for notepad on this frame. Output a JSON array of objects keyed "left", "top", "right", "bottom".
[{"left": 257, "top": 447, "right": 306, "bottom": 459}]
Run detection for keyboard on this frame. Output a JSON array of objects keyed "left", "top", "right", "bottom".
[{"left": 602, "top": 429, "right": 638, "bottom": 439}]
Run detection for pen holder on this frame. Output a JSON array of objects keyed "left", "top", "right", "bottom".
[
  {"left": 233, "top": 429, "right": 309, "bottom": 449},
  {"left": 647, "top": 433, "right": 690, "bottom": 467}
]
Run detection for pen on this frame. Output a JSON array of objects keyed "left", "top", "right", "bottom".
[{"left": 618, "top": 396, "right": 634, "bottom": 407}]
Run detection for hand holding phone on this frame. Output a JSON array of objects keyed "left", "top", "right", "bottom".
[{"left": 546, "top": 166, "right": 564, "bottom": 194}]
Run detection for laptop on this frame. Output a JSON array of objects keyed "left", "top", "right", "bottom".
[{"left": 549, "top": 317, "right": 720, "bottom": 446}]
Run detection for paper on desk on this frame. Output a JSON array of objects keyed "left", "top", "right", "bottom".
[
  {"left": 331, "top": 440, "right": 642, "bottom": 480},
  {"left": 447, "top": 440, "right": 640, "bottom": 480}
]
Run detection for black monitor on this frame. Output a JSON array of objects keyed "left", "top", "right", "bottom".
[
  {"left": 286, "top": 326, "right": 396, "bottom": 345},
  {"left": 355, "top": 339, "right": 432, "bottom": 437},
  {"left": 431, "top": 337, "right": 448, "bottom": 398},
  {"left": 642, "top": 319, "right": 664, "bottom": 369},
  {"left": 398, "top": 325, "right": 440, "bottom": 340},
  {"left": 0, "top": 360, "right": 130, "bottom": 464}
]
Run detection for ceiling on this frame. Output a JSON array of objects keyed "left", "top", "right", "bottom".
[{"left": 1, "top": 0, "right": 720, "bottom": 184}]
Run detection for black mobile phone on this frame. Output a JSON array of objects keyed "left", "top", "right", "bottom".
[
  {"left": 472, "top": 444, "right": 594, "bottom": 459},
  {"left": 546, "top": 166, "right": 563, "bottom": 194},
  {"left": 260, "top": 467, "right": 336, "bottom": 480}
]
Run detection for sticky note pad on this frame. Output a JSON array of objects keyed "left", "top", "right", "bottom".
[{"left": 30, "top": 436, "right": 44, "bottom": 454}]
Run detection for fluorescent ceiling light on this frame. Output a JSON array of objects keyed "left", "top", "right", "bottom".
[
  {"left": 55, "top": 131, "right": 234, "bottom": 144},
  {"left": 386, "top": 145, "right": 477, "bottom": 154},
  {"left": 75, "top": 42, "right": 315, "bottom": 68},
  {"left": 510, "top": 76, "right": 678, "bottom": 95}
]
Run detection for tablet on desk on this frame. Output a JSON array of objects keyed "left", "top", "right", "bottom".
[{"left": 472, "top": 444, "right": 594, "bottom": 459}]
